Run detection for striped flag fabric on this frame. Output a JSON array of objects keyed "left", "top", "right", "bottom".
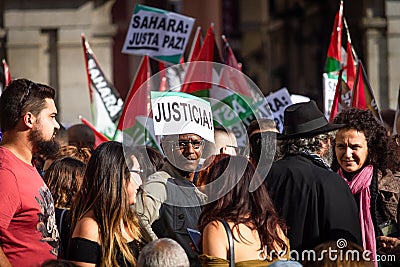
[
  {"left": 323, "top": 0, "right": 344, "bottom": 118},
  {"left": 351, "top": 61, "right": 382, "bottom": 122},
  {"left": 115, "top": 55, "right": 160, "bottom": 149},
  {"left": 329, "top": 68, "right": 352, "bottom": 122},
  {"left": 81, "top": 34, "right": 124, "bottom": 140},
  {"left": 324, "top": 0, "right": 343, "bottom": 74},
  {"left": 181, "top": 24, "right": 218, "bottom": 96}
]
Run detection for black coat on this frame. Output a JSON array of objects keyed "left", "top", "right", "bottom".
[{"left": 265, "top": 154, "right": 362, "bottom": 252}]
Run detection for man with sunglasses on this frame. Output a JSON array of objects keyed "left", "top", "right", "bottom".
[
  {"left": 135, "top": 133, "right": 206, "bottom": 267},
  {"left": 0, "top": 79, "right": 60, "bottom": 266}
]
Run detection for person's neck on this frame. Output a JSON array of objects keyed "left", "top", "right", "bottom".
[
  {"left": 176, "top": 167, "right": 195, "bottom": 182},
  {"left": 1, "top": 131, "right": 33, "bottom": 165},
  {"left": 341, "top": 168, "right": 363, "bottom": 181},
  {"left": 164, "top": 161, "right": 195, "bottom": 182}
]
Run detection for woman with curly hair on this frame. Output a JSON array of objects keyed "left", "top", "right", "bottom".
[
  {"left": 333, "top": 108, "right": 400, "bottom": 265},
  {"left": 42, "top": 145, "right": 92, "bottom": 174},
  {"left": 198, "top": 155, "right": 289, "bottom": 266},
  {"left": 67, "top": 141, "right": 146, "bottom": 266},
  {"left": 43, "top": 157, "right": 86, "bottom": 258}
]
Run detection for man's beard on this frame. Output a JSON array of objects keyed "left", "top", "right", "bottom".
[
  {"left": 29, "top": 127, "right": 60, "bottom": 158},
  {"left": 320, "top": 146, "right": 333, "bottom": 166}
]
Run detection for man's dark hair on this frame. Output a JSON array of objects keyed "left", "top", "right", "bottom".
[
  {"left": 214, "top": 125, "right": 229, "bottom": 134},
  {"left": 55, "top": 124, "right": 69, "bottom": 147},
  {"left": 67, "top": 124, "right": 95, "bottom": 151},
  {"left": 246, "top": 118, "right": 277, "bottom": 137},
  {"left": 0, "top": 78, "right": 56, "bottom": 132}
]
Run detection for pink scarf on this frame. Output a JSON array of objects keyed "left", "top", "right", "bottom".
[{"left": 338, "top": 165, "right": 377, "bottom": 266}]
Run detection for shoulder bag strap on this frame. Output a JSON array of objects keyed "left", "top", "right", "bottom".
[
  {"left": 59, "top": 209, "right": 67, "bottom": 233},
  {"left": 218, "top": 219, "right": 235, "bottom": 267}
]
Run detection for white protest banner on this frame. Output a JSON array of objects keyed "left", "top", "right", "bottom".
[
  {"left": 122, "top": 5, "right": 195, "bottom": 64},
  {"left": 266, "top": 88, "right": 292, "bottom": 133},
  {"left": 290, "top": 94, "right": 310, "bottom": 104},
  {"left": 257, "top": 98, "right": 275, "bottom": 120},
  {"left": 151, "top": 91, "right": 214, "bottom": 143},
  {"left": 323, "top": 73, "right": 339, "bottom": 120}
]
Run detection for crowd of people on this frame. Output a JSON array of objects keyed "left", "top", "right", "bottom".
[{"left": 1, "top": 78, "right": 400, "bottom": 267}]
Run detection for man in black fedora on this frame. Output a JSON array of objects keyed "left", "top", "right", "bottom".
[{"left": 265, "top": 101, "right": 362, "bottom": 254}]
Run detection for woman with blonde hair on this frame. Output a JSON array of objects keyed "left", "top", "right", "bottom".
[{"left": 67, "top": 141, "right": 145, "bottom": 266}]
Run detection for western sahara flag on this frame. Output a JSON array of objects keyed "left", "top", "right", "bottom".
[
  {"left": 81, "top": 34, "right": 124, "bottom": 140},
  {"left": 329, "top": 68, "right": 352, "bottom": 122},
  {"left": 351, "top": 61, "right": 382, "bottom": 122},
  {"left": 180, "top": 24, "right": 218, "bottom": 96},
  {"left": 115, "top": 55, "right": 160, "bottom": 150},
  {"left": 323, "top": 0, "right": 343, "bottom": 118},
  {"left": 214, "top": 35, "right": 271, "bottom": 145}
]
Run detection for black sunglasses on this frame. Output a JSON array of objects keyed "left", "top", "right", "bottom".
[{"left": 167, "top": 140, "right": 205, "bottom": 149}]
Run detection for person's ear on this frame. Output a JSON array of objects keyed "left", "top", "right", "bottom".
[
  {"left": 23, "top": 112, "right": 35, "bottom": 128},
  {"left": 318, "top": 138, "right": 331, "bottom": 153},
  {"left": 160, "top": 141, "right": 171, "bottom": 158}
]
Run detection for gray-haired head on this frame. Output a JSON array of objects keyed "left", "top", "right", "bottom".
[
  {"left": 278, "top": 131, "right": 336, "bottom": 165},
  {"left": 137, "top": 238, "right": 189, "bottom": 267}
]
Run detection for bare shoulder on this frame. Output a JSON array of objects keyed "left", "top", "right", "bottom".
[
  {"left": 203, "top": 220, "right": 226, "bottom": 236},
  {"left": 202, "top": 220, "right": 228, "bottom": 258},
  {"left": 72, "top": 216, "right": 99, "bottom": 243}
]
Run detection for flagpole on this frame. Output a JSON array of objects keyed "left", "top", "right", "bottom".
[
  {"left": 393, "top": 85, "right": 400, "bottom": 135},
  {"left": 359, "top": 61, "right": 383, "bottom": 122},
  {"left": 351, "top": 60, "right": 362, "bottom": 107},
  {"left": 188, "top": 26, "right": 202, "bottom": 62},
  {"left": 343, "top": 17, "right": 358, "bottom": 62}
]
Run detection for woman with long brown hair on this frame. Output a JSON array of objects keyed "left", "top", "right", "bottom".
[
  {"left": 67, "top": 141, "right": 145, "bottom": 266},
  {"left": 198, "top": 155, "right": 289, "bottom": 266}
]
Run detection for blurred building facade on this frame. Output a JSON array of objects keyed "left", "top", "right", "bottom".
[{"left": 0, "top": 0, "right": 398, "bottom": 125}]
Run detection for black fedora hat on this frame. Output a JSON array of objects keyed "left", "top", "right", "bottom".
[{"left": 278, "top": 100, "right": 345, "bottom": 140}]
